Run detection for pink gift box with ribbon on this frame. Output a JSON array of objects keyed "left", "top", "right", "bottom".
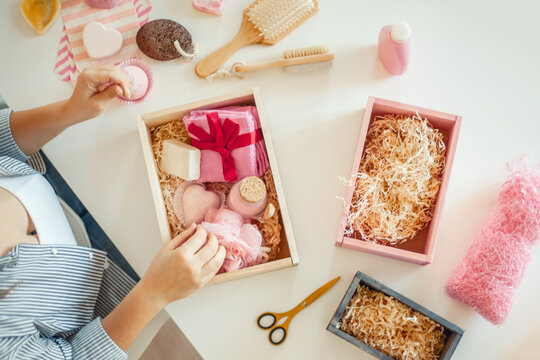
[{"left": 183, "top": 106, "right": 270, "bottom": 183}]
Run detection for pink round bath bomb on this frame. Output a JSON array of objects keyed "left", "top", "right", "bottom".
[
  {"left": 85, "top": 0, "right": 123, "bottom": 9},
  {"left": 122, "top": 65, "right": 149, "bottom": 101}
]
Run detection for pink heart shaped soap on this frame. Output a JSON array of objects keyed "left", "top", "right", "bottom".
[
  {"left": 83, "top": 21, "right": 123, "bottom": 59},
  {"left": 173, "top": 183, "right": 220, "bottom": 226}
]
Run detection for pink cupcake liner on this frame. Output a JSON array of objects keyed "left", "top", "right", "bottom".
[{"left": 116, "top": 57, "right": 153, "bottom": 104}]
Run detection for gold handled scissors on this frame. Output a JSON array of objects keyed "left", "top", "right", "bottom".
[{"left": 256, "top": 276, "right": 340, "bottom": 345}]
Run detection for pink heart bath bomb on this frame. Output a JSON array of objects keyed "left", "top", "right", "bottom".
[{"left": 173, "top": 183, "right": 221, "bottom": 226}]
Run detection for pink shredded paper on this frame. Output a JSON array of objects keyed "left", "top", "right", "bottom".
[{"left": 446, "top": 159, "right": 540, "bottom": 324}]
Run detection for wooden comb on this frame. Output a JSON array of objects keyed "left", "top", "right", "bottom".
[{"left": 195, "top": 0, "right": 319, "bottom": 78}]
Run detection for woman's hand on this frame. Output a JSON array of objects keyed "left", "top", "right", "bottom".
[
  {"left": 64, "top": 66, "right": 131, "bottom": 123},
  {"left": 102, "top": 225, "right": 225, "bottom": 351},
  {"left": 10, "top": 65, "right": 131, "bottom": 155},
  {"left": 139, "top": 224, "right": 226, "bottom": 308}
]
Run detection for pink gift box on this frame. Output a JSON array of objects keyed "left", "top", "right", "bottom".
[
  {"left": 336, "top": 97, "right": 462, "bottom": 265},
  {"left": 183, "top": 106, "right": 269, "bottom": 183}
]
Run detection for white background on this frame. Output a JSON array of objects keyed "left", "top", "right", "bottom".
[{"left": 2, "top": 0, "right": 540, "bottom": 359}]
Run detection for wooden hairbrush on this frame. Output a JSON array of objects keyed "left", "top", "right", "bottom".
[{"left": 195, "top": 0, "right": 319, "bottom": 78}]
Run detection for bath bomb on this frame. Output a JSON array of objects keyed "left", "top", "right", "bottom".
[
  {"left": 122, "top": 65, "right": 148, "bottom": 100},
  {"left": 117, "top": 58, "right": 153, "bottom": 103},
  {"left": 85, "top": 0, "right": 123, "bottom": 9},
  {"left": 173, "top": 183, "right": 221, "bottom": 226}
]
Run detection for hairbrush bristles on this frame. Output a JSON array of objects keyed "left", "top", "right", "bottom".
[
  {"left": 247, "top": 0, "right": 317, "bottom": 41},
  {"left": 283, "top": 45, "right": 329, "bottom": 59}
]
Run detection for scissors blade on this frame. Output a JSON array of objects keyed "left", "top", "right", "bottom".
[{"left": 301, "top": 276, "right": 340, "bottom": 308}]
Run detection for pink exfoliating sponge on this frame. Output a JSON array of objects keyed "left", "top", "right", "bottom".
[
  {"left": 117, "top": 57, "right": 153, "bottom": 104},
  {"left": 446, "top": 159, "right": 540, "bottom": 324},
  {"left": 202, "top": 208, "right": 263, "bottom": 273}
]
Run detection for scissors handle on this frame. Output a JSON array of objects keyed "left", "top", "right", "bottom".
[
  {"left": 257, "top": 312, "right": 278, "bottom": 329},
  {"left": 256, "top": 276, "right": 341, "bottom": 346},
  {"left": 257, "top": 312, "right": 290, "bottom": 345}
]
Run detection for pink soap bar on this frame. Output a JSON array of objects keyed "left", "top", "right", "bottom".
[
  {"left": 183, "top": 106, "right": 269, "bottom": 183},
  {"left": 378, "top": 22, "right": 411, "bottom": 75},
  {"left": 192, "top": 0, "right": 224, "bottom": 16}
]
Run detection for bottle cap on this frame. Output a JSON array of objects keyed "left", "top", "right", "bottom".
[
  {"left": 391, "top": 22, "right": 412, "bottom": 44},
  {"left": 239, "top": 176, "right": 267, "bottom": 203}
]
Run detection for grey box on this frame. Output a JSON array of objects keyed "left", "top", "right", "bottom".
[{"left": 327, "top": 271, "right": 464, "bottom": 360}]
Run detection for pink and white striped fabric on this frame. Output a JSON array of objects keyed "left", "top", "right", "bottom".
[{"left": 54, "top": 0, "right": 152, "bottom": 82}]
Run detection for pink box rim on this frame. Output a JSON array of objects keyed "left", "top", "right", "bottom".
[{"left": 336, "top": 96, "right": 462, "bottom": 265}]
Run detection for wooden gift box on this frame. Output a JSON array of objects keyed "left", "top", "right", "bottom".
[
  {"left": 335, "top": 97, "right": 462, "bottom": 265},
  {"left": 327, "top": 271, "right": 464, "bottom": 360},
  {"left": 137, "top": 88, "right": 299, "bottom": 284}
]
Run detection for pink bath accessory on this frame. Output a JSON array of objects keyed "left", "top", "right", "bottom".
[
  {"left": 227, "top": 176, "right": 268, "bottom": 218},
  {"left": 202, "top": 208, "right": 263, "bottom": 273},
  {"left": 192, "top": 0, "right": 224, "bottom": 16},
  {"left": 183, "top": 107, "right": 269, "bottom": 183},
  {"left": 378, "top": 22, "right": 411, "bottom": 76},
  {"left": 117, "top": 57, "right": 153, "bottom": 103},
  {"left": 85, "top": 0, "right": 123, "bottom": 9},
  {"left": 446, "top": 159, "right": 540, "bottom": 324},
  {"left": 83, "top": 21, "right": 123, "bottom": 59},
  {"left": 173, "top": 182, "right": 222, "bottom": 226}
]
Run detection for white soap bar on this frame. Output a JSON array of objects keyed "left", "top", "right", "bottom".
[
  {"left": 161, "top": 139, "right": 201, "bottom": 180},
  {"left": 83, "top": 21, "right": 123, "bottom": 59}
]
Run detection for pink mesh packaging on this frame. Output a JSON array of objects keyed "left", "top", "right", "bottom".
[
  {"left": 446, "top": 160, "right": 540, "bottom": 324},
  {"left": 183, "top": 106, "right": 269, "bottom": 183}
]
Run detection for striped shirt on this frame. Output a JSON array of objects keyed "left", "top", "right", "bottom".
[{"left": 0, "top": 107, "right": 136, "bottom": 359}]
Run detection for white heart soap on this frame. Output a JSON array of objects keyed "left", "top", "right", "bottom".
[{"left": 83, "top": 21, "right": 123, "bottom": 59}]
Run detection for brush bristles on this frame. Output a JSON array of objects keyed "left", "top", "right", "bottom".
[
  {"left": 283, "top": 45, "right": 329, "bottom": 59},
  {"left": 247, "top": 0, "right": 316, "bottom": 41}
]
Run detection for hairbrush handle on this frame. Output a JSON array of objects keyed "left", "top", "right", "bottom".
[
  {"left": 236, "top": 53, "right": 334, "bottom": 74},
  {"left": 195, "top": 13, "right": 261, "bottom": 78}
]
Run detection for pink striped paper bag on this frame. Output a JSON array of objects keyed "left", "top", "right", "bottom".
[{"left": 55, "top": 0, "right": 152, "bottom": 82}]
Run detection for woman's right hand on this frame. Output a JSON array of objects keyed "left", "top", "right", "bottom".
[{"left": 139, "top": 224, "right": 226, "bottom": 307}]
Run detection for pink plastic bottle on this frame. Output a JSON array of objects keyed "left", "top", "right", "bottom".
[
  {"left": 378, "top": 22, "right": 411, "bottom": 75},
  {"left": 227, "top": 176, "right": 267, "bottom": 218}
]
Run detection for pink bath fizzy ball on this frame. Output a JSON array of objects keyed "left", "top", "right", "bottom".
[
  {"left": 85, "top": 0, "right": 123, "bottom": 9},
  {"left": 445, "top": 159, "right": 540, "bottom": 324},
  {"left": 117, "top": 57, "right": 153, "bottom": 104},
  {"left": 123, "top": 66, "right": 148, "bottom": 100}
]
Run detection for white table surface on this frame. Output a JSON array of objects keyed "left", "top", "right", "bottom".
[{"left": 2, "top": 0, "right": 540, "bottom": 359}]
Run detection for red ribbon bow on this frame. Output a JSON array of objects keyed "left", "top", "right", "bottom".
[{"left": 187, "top": 112, "right": 263, "bottom": 182}]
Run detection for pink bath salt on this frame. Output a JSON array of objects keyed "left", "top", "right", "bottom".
[
  {"left": 192, "top": 0, "right": 224, "bottom": 16},
  {"left": 446, "top": 159, "right": 540, "bottom": 324},
  {"left": 202, "top": 208, "right": 263, "bottom": 273}
]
